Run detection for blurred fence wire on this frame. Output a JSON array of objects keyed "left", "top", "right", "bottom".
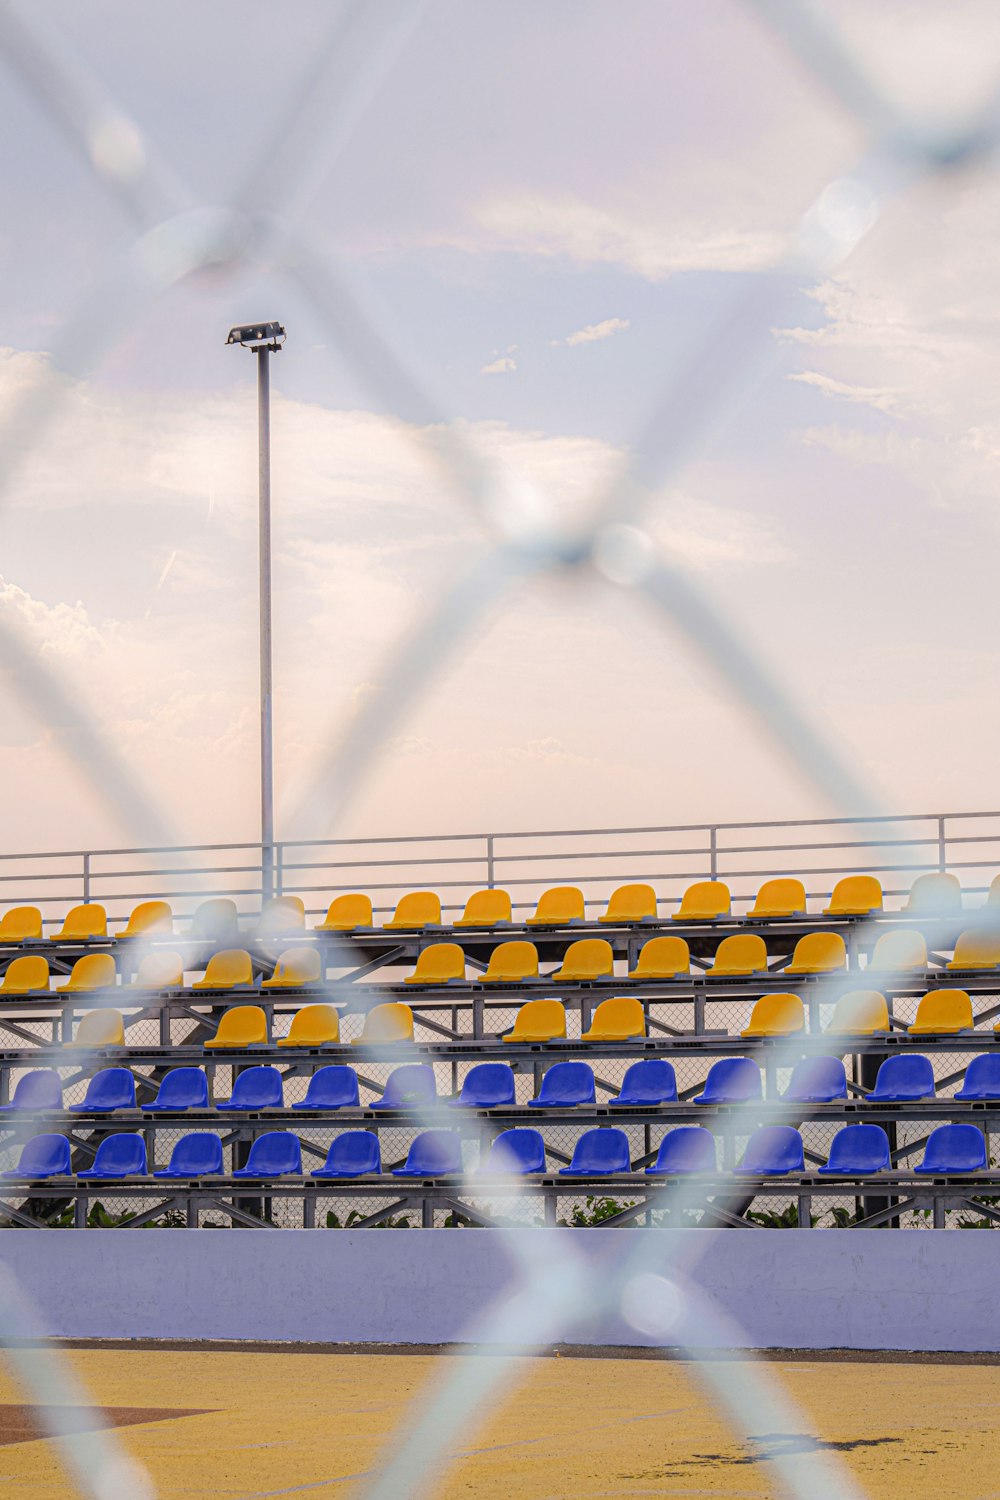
[{"left": 0, "top": 0, "right": 998, "bottom": 1496}]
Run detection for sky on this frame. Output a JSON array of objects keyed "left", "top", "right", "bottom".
[{"left": 2, "top": 0, "right": 1000, "bottom": 854}]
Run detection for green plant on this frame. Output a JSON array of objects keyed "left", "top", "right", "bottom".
[
  {"left": 746, "top": 1202, "right": 817, "bottom": 1229},
  {"left": 559, "top": 1195, "right": 638, "bottom": 1227}
]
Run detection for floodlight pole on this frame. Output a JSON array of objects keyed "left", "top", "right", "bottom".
[{"left": 256, "top": 344, "right": 274, "bottom": 904}]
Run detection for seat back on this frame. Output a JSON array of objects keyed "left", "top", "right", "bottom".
[
  {"left": 356, "top": 1002, "right": 414, "bottom": 1045},
  {"left": 406, "top": 942, "right": 465, "bottom": 984},
  {"left": 957, "top": 1054, "right": 1000, "bottom": 1101},
  {"left": 88, "top": 1133, "right": 147, "bottom": 1175},
  {"left": 505, "top": 999, "right": 566, "bottom": 1042},
  {"left": 54, "top": 903, "right": 107, "bottom": 941},
  {"left": 456, "top": 890, "right": 512, "bottom": 927},
  {"left": 989, "top": 873, "right": 1000, "bottom": 906},
  {"left": 401, "top": 1131, "right": 462, "bottom": 1174},
  {"left": 457, "top": 1063, "right": 516, "bottom": 1108},
  {"left": 600, "top": 883, "right": 657, "bottom": 923},
  {"left": 166, "top": 1132, "right": 223, "bottom": 1175},
  {"left": 652, "top": 1126, "right": 716, "bottom": 1174},
  {"left": 80, "top": 1067, "right": 136, "bottom": 1111},
  {"left": 673, "top": 881, "right": 730, "bottom": 921},
  {"left": 824, "top": 875, "right": 882, "bottom": 916},
  {"left": 566, "top": 1127, "right": 631, "bottom": 1174},
  {"left": 379, "top": 1063, "right": 436, "bottom": 1108},
  {"left": 905, "top": 872, "right": 962, "bottom": 914},
  {"left": 323, "top": 1131, "right": 381, "bottom": 1175},
  {"left": 919, "top": 1123, "right": 986, "bottom": 1173},
  {"left": 870, "top": 930, "right": 927, "bottom": 972},
  {"left": 698, "top": 1057, "right": 761, "bottom": 1103},
  {"left": 787, "top": 932, "right": 846, "bottom": 973},
  {"left": 16, "top": 1134, "right": 71, "bottom": 1176},
  {"left": 485, "top": 1128, "right": 546, "bottom": 1174},
  {"left": 132, "top": 951, "right": 184, "bottom": 989},
  {"left": 823, "top": 1124, "right": 890, "bottom": 1175},
  {"left": 630, "top": 936, "right": 690, "bottom": 978},
  {"left": 949, "top": 929, "right": 1000, "bottom": 969},
  {"left": 300, "top": 1065, "right": 359, "bottom": 1109},
  {"left": 483, "top": 941, "right": 538, "bottom": 982},
  {"left": 742, "top": 992, "right": 804, "bottom": 1037},
  {"left": 584, "top": 996, "right": 645, "bottom": 1040},
  {"left": 226, "top": 1066, "right": 283, "bottom": 1109},
  {"left": 280, "top": 1003, "right": 340, "bottom": 1046},
  {"left": 61, "top": 954, "right": 117, "bottom": 992},
  {"left": 0, "top": 956, "right": 49, "bottom": 994},
  {"left": 615, "top": 1058, "right": 677, "bottom": 1105},
  {"left": 749, "top": 878, "right": 806, "bottom": 919},
  {"left": 869, "top": 1054, "right": 935, "bottom": 1100},
  {"left": 910, "top": 988, "right": 973, "bottom": 1034},
  {"left": 256, "top": 896, "right": 306, "bottom": 937},
  {"left": 149, "top": 1068, "right": 208, "bottom": 1110},
  {"left": 73, "top": 1009, "right": 125, "bottom": 1047},
  {"left": 263, "top": 948, "right": 322, "bottom": 989},
  {"left": 8, "top": 1070, "right": 62, "bottom": 1110},
  {"left": 386, "top": 891, "right": 441, "bottom": 929},
  {"left": 738, "top": 1125, "right": 804, "bottom": 1175},
  {"left": 189, "top": 897, "right": 240, "bottom": 942},
  {"left": 196, "top": 949, "right": 254, "bottom": 989},
  {"left": 0, "top": 906, "right": 42, "bottom": 942},
  {"left": 318, "top": 893, "right": 373, "bottom": 931},
  {"left": 784, "top": 1056, "right": 847, "bottom": 1102},
  {"left": 118, "top": 901, "right": 172, "bottom": 939},
  {"left": 825, "top": 989, "right": 889, "bottom": 1034},
  {"left": 242, "top": 1131, "right": 302, "bottom": 1176},
  {"left": 534, "top": 1061, "right": 595, "bottom": 1106},
  {"left": 709, "top": 934, "right": 768, "bottom": 975},
  {"left": 204, "top": 1005, "right": 267, "bottom": 1049},
  {"left": 554, "top": 938, "right": 614, "bottom": 980},
  {"left": 527, "top": 886, "right": 585, "bottom": 926}
]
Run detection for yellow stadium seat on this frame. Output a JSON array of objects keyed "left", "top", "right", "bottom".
[
  {"left": 455, "top": 890, "right": 513, "bottom": 927},
  {"left": 551, "top": 939, "right": 614, "bottom": 982},
  {"left": 0, "top": 906, "right": 42, "bottom": 942},
  {"left": 825, "top": 989, "right": 890, "bottom": 1035},
  {"left": 57, "top": 954, "right": 117, "bottom": 993},
  {"left": 481, "top": 941, "right": 539, "bottom": 983},
  {"left": 988, "top": 874, "right": 1000, "bottom": 905},
  {"left": 278, "top": 1003, "right": 340, "bottom": 1047},
  {"left": 672, "top": 881, "right": 730, "bottom": 921},
  {"left": 192, "top": 949, "right": 254, "bottom": 990},
  {"left": 948, "top": 930, "right": 1000, "bottom": 970},
  {"left": 352, "top": 1002, "right": 414, "bottom": 1045},
  {"left": 262, "top": 947, "right": 322, "bottom": 989},
  {"left": 70, "top": 1009, "right": 125, "bottom": 1048},
  {"left": 526, "top": 886, "right": 585, "bottom": 926},
  {"left": 189, "top": 897, "right": 240, "bottom": 941},
  {"left": 581, "top": 996, "right": 645, "bottom": 1040},
  {"left": 131, "top": 951, "right": 184, "bottom": 989},
  {"left": 748, "top": 878, "right": 806, "bottom": 919},
  {"left": 599, "top": 884, "right": 657, "bottom": 924},
  {"left": 708, "top": 934, "right": 768, "bottom": 976},
  {"left": 256, "top": 896, "right": 306, "bottom": 938},
  {"left": 50, "top": 904, "right": 107, "bottom": 942},
  {"left": 0, "top": 956, "right": 49, "bottom": 994},
  {"left": 204, "top": 1005, "right": 268, "bottom": 1049},
  {"left": 404, "top": 943, "right": 466, "bottom": 985},
  {"left": 869, "top": 930, "right": 927, "bottom": 972},
  {"left": 503, "top": 999, "right": 566, "bottom": 1043},
  {"left": 116, "top": 900, "right": 172, "bottom": 939},
  {"left": 741, "top": 992, "right": 805, "bottom": 1037},
  {"left": 629, "top": 936, "right": 690, "bottom": 979},
  {"left": 785, "top": 932, "right": 847, "bottom": 975},
  {"left": 824, "top": 876, "right": 882, "bottom": 917},
  {"left": 385, "top": 892, "right": 442, "bottom": 929},
  {"left": 316, "top": 893, "right": 373, "bottom": 931},
  {"left": 909, "top": 989, "right": 973, "bottom": 1035},
  {"left": 904, "top": 872, "right": 962, "bottom": 915}
]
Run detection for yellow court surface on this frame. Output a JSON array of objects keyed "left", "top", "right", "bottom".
[{"left": 0, "top": 1345, "right": 998, "bottom": 1499}]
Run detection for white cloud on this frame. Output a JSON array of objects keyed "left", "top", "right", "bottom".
[
  {"left": 552, "top": 317, "right": 630, "bottom": 348},
  {"left": 480, "top": 355, "right": 517, "bottom": 375}
]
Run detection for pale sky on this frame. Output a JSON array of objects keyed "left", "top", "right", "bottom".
[{"left": 2, "top": 0, "right": 1000, "bottom": 853}]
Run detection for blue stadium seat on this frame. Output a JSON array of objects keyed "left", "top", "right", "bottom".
[
  {"left": 646, "top": 1126, "right": 717, "bottom": 1175},
  {"left": 291, "top": 1066, "right": 360, "bottom": 1111},
  {"left": 311, "top": 1131, "right": 381, "bottom": 1178},
  {"left": 0, "top": 1070, "right": 62, "bottom": 1112},
  {"left": 481, "top": 1128, "right": 546, "bottom": 1174},
  {"left": 393, "top": 1131, "right": 463, "bottom": 1176},
  {"left": 370, "top": 1063, "right": 437, "bottom": 1111},
  {"left": 232, "top": 1131, "right": 302, "bottom": 1177},
  {"left": 154, "top": 1133, "right": 224, "bottom": 1177},
  {"left": 609, "top": 1059, "right": 678, "bottom": 1106},
  {"left": 736, "top": 1125, "right": 804, "bottom": 1176},
  {"left": 453, "top": 1063, "right": 516, "bottom": 1108},
  {"left": 818, "top": 1124, "right": 890, "bottom": 1176},
  {"left": 142, "top": 1068, "right": 209, "bottom": 1112},
  {"left": 77, "top": 1133, "right": 147, "bottom": 1178},
  {"left": 955, "top": 1055, "right": 1000, "bottom": 1102},
  {"left": 527, "top": 1061, "right": 596, "bottom": 1108},
  {"left": 783, "top": 1056, "right": 847, "bottom": 1103},
  {"left": 693, "top": 1057, "right": 761, "bottom": 1104},
  {"left": 215, "top": 1065, "right": 283, "bottom": 1112},
  {"left": 68, "top": 1068, "right": 136, "bottom": 1113},
  {"left": 3, "top": 1134, "right": 71, "bottom": 1177},
  {"left": 915, "top": 1123, "right": 987, "bottom": 1174},
  {"left": 559, "top": 1127, "right": 631, "bottom": 1176},
  {"left": 866, "top": 1054, "right": 935, "bottom": 1101}
]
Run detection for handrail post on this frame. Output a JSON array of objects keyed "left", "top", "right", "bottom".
[
  {"left": 709, "top": 826, "right": 718, "bottom": 881},
  {"left": 82, "top": 852, "right": 90, "bottom": 904},
  {"left": 275, "top": 842, "right": 284, "bottom": 898},
  {"left": 938, "top": 815, "right": 947, "bottom": 873},
  {"left": 486, "top": 835, "right": 495, "bottom": 889}
]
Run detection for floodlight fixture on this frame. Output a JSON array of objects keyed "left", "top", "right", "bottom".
[{"left": 226, "top": 321, "right": 286, "bottom": 352}]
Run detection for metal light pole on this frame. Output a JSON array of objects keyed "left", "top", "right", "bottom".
[{"left": 226, "top": 320, "right": 286, "bottom": 903}]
